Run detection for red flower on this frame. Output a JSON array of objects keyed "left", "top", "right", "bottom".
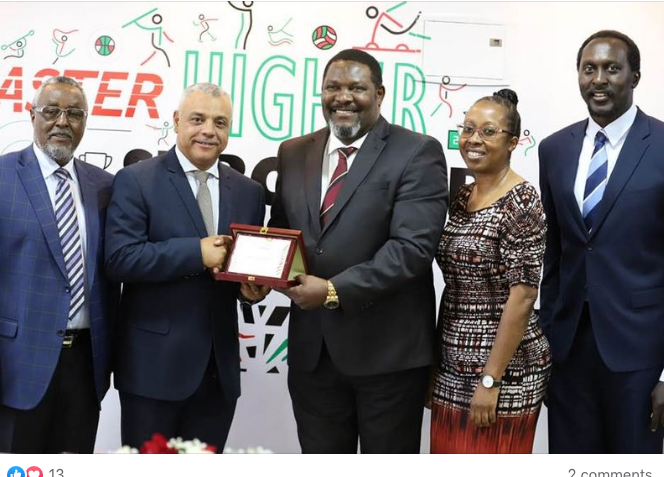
[
  {"left": 204, "top": 444, "right": 217, "bottom": 454},
  {"left": 140, "top": 433, "right": 178, "bottom": 454}
]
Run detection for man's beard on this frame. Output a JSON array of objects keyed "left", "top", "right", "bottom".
[
  {"left": 42, "top": 143, "right": 75, "bottom": 163},
  {"left": 37, "top": 127, "right": 75, "bottom": 164},
  {"left": 328, "top": 118, "right": 361, "bottom": 142}
]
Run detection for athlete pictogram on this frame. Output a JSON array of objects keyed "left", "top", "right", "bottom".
[
  {"left": 194, "top": 14, "right": 218, "bottom": 42},
  {"left": 122, "top": 8, "right": 174, "bottom": 67},
  {"left": 354, "top": 2, "right": 425, "bottom": 53},
  {"left": 52, "top": 28, "right": 78, "bottom": 64},
  {"left": 228, "top": 1, "right": 254, "bottom": 50},
  {"left": 267, "top": 17, "right": 293, "bottom": 46},
  {"left": 430, "top": 76, "right": 468, "bottom": 119},
  {"left": 1, "top": 30, "right": 35, "bottom": 60},
  {"left": 146, "top": 121, "right": 174, "bottom": 147}
]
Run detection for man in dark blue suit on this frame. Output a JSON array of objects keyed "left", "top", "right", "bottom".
[
  {"left": 539, "top": 30, "right": 664, "bottom": 453},
  {"left": 105, "top": 83, "right": 267, "bottom": 450},
  {"left": 0, "top": 76, "right": 119, "bottom": 453}
]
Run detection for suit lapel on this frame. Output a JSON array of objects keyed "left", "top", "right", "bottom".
[
  {"left": 217, "top": 162, "right": 232, "bottom": 234},
  {"left": 304, "top": 130, "right": 328, "bottom": 236},
  {"left": 75, "top": 160, "right": 100, "bottom": 293},
  {"left": 16, "top": 147, "right": 68, "bottom": 279},
  {"left": 562, "top": 121, "right": 588, "bottom": 237},
  {"left": 165, "top": 150, "right": 209, "bottom": 237},
  {"left": 590, "top": 109, "right": 649, "bottom": 238},
  {"left": 321, "top": 117, "right": 388, "bottom": 235}
]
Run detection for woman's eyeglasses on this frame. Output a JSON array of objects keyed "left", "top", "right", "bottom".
[{"left": 457, "top": 124, "right": 515, "bottom": 141}]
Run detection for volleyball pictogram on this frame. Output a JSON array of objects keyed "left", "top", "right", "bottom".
[{"left": 311, "top": 25, "right": 337, "bottom": 50}]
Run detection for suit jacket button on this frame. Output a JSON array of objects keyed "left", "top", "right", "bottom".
[
  {"left": 316, "top": 247, "right": 323, "bottom": 255},
  {"left": 64, "top": 286, "right": 70, "bottom": 293},
  {"left": 57, "top": 330, "right": 65, "bottom": 337},
  {"left": 587, "top": 245, "right": 593, "bottom": 251}
]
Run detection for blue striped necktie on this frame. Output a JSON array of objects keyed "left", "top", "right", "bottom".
[
  {"left": 54, "top": 168, "right": 85, "bottom": 320},
  {"left": 582, "top": 131, "right": 608, "bottom": 232}
]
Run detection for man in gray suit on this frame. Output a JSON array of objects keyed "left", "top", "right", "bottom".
[{"left": 269, "top": 49, "right": 449, "bottom": 453}]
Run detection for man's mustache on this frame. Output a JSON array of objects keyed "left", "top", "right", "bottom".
[{"left": 47, "top": 127, "right": 73, "bottom": 139}]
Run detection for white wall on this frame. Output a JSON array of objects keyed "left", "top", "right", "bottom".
[{"left": 2, "top": 1, "right": 664, "bottom": 453}]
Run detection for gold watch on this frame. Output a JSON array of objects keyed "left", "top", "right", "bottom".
[{"left": 323, "top": 280, "right": 340, "bottom": 310}]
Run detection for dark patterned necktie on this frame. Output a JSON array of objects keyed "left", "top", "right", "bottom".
[
  {"left": 54, "top": 168, "right": 85, "bottom": 320},
  {"left": 582, "top": 131, "right": 608, "bottom": 232},
  {"left": 320, "top": 147, "right": 357, "bottom": 227}
]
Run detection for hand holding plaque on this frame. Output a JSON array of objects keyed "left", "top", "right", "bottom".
[
  {"left": 240, "top": 282, "right": 272, "bottom": 302},
  {"left": 214, "top": 224, "right": 309, "bottom": 287}
]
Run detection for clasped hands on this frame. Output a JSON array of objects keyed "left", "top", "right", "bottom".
[
  {"left": 201, "top": 235, "right": 233, "bottom": 272},
  {"left": 200, "top": 235, "right": 270, "bottom": 302}
]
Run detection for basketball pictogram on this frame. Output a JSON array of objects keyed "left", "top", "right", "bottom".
[{"left": 95, "top": 35, "right": 115, "bottom": 56}]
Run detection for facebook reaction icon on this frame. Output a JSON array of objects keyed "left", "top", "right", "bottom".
[
  {"left": 25, "top": 469, "right": 43, "bottom": 477},
  {"left": 7, "top": 467, "right": 25, "bottom": 477}
]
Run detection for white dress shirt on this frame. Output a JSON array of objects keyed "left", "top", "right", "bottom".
[
  {"left": 320, "top": 132, "right": 369, "bottom": 207},
  {"left": 34, "top": 144, "right": 89, "bottom": 330},
  {"left": 175, "top": 146, "right": 220, "bottom": 234},
  {"left": 573, "top": 103, "right": 637, "bottom": 211}
]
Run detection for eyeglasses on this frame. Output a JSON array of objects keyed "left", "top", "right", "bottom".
[
  {"left": 33, "top": 106, "right": 88, "bottom": 123},
  {"left": 457, "top": 124, "right": 515, "bottom": 141}
]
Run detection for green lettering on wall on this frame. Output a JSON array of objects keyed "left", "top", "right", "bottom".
[
  {"left": 182, "top": 50, "right": 223, "bottom": 87},
  {"left": 392, "top": 63, "right": 426, "bottom": 134},
  {"left": 183, "top": 51, "right": 199, "bottom": 88},
  {"left": 208, "top": 52, "right": 223, "bottom": 85},
  {"left": 230, "top": 53, "right": 247, "bottom": 137},
  {"left": 252, "top": 55, "right": 296, "bottom": 141},
  {"left": 301, "top": 58, "right": 322, "bottom": 135}
]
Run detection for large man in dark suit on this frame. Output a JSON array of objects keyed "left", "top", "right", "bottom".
[
  {"left": 105, "top": 83, "right": 267, "bottom": 450},
  {"left": 0, "top": 76, "right": 118, "bottom": 453},
  {"left": 269, "top": 49, "right": 448, "bottom": 453},
  {"left": 539, "top": 30, "right": 664, "bottom": 453}
]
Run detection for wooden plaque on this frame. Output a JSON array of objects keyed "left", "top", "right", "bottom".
[{"left": 214, "top": 223, "right": 309, "bottom": 288}]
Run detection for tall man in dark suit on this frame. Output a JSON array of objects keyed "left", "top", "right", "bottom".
[
  {"left": 539, "top": 30, "right": 664, "bottom": 453},
  {"left": 269, "top": 49, "right": 449, "bottom": 453},
  {"left": 0, "top": 76, "right": 119, "bottom": 453},
  {"left": 105, "top": 83, "right": 267, "bottom": 450}
]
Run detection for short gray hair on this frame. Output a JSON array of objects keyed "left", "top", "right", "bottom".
[
  {"left": 177, "top": 82, "right": 232, "bottom": 114},
  {"left": 32, "top": 76, "right": 88, "bottom": 108}
]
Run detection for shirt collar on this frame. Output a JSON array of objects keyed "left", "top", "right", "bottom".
[
  {"left": 175, "top": 146, "right": 220, "bottom": 179},
  {"left": 586, "top": 103, "right": 638, "bottom": 147},
  {"left": 327, "top": 131, "right": 369, "bottom": 156},
  {"left": 33, "top": 143, "right": 77, "bottom": 180}
]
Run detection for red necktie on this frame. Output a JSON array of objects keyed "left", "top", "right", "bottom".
[{"left": 320, "top": 147, "right": 357, "bottom": 227}]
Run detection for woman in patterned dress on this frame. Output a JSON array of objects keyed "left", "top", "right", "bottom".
[{"left": 429, "top": 89, "right": 551, "bottom": 453}]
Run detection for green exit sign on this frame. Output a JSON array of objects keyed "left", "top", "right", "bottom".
[{"left": 447, "top": 130, "right": 460, "bottom": 150}]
